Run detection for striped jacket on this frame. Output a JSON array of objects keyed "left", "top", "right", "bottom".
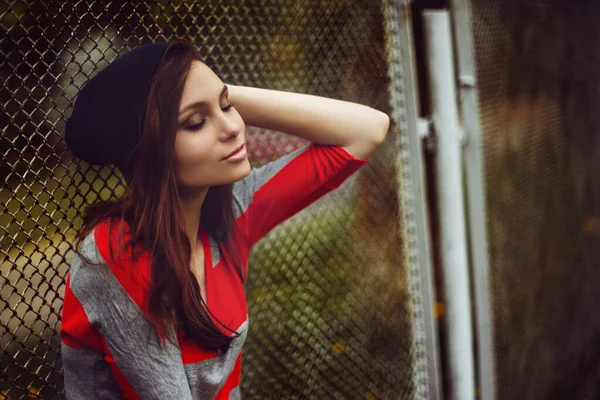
[{"left": 60, "top": 143, "right": 369, "bottom": 399}]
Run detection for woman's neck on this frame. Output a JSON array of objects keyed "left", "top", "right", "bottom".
[{"left": 179, "top": 187, "right": 209, "bottom": 251}]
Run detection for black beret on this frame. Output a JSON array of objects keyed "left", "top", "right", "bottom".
[{"left": 64, "top": 42, "right": 169, "bottom": 179}]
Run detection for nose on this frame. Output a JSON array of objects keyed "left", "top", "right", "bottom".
[{"left": 219, "top": 113, "right": 241, "bottom": 141}]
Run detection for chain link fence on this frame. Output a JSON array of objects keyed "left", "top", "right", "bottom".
[
  {"left": 0, "top": 1, "right": 431, "bottom": 398},
  {"left": 470, "top": 0, "right": 600, "bottom": 398}
]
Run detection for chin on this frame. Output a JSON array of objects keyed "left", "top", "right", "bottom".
[
  {"left": 180, "top": 162, "right": 251, "bottom": 188},
  {"left": 231, "top": 162, "right": 251, "bottom": 182},
  {"left": 215, "top": 162, "right": 252, "bottom": 185}
]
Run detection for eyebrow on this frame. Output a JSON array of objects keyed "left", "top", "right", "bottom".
[{"left": 179, "top": 84, "right": 229, "bottom": 117}]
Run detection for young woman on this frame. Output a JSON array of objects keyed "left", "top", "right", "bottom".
[{"left": 60, "top": 39, "right": 389, "bottom": 399}]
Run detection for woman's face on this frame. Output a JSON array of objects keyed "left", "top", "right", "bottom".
[{"left": 174, "top": 61, "right": 250, "bottom": 191}]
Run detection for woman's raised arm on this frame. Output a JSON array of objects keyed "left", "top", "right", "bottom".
[{"left": 228, "top": 85, "right": 390, "bottom": 160}]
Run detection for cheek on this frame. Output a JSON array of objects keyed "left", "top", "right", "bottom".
[
  {"left": 175, "top": 133, "right": 208, "bottom": 161},
  {"left": 174, "top": 134, "right": 213, "bottom": 177}
]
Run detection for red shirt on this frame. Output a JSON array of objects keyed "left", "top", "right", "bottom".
[{"left": 60, "top": 143, "right": 369, "bottom": 399}]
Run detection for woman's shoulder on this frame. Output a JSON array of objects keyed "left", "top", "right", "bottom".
[
  {"left": 78, "top": 217, "right": 122, "bottom": 256},
  {"left": 67, "top": 219, "right": 154, "bottom": 332},
  {"left": 73, "top": 217, "right": 152, "bottom": 298},
  {"left": 77, "top": 218, "right": 148, "bottom": 272}
]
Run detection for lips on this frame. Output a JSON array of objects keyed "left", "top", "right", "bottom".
[{"left": 223, "top": 143, "right": 245, "bottom": 160}]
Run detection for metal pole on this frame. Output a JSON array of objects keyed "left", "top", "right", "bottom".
[
  {"left": 384, "top": 2, "right": 443, "bottom": 399},
  {"left": 448, "top": 0, "right": 497, "bottom": 398},
  {"left": 423, "top": 10, "right": 476, "bottom": 400}
]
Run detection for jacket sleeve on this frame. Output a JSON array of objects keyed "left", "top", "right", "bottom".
[
  {"left": 232, "top": 143, "right": 369, "bottom": 249},
  {"left": 60, "top": 230, "right": 193, "bottom": 400}
]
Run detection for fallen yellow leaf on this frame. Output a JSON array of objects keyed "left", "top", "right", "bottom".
[
  {"left": 331, "top": 339, "right": 346, "bottom": 353},
  {"left": 365, "top": 389, "right": 382, "bottom": 400}
]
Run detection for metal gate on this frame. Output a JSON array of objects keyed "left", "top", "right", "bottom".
[{"left": 0, "top": 1, "right": 438, "bottom": 399}]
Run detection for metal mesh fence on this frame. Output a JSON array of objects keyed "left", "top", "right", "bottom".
[
  {"left": 0, "top": 1, "right": 430, "bottom": 398},
  {"left": 470, "top": 0, "right": 600, "bottom": 398}
]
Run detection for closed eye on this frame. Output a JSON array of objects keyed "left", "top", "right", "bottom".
[
  {"left": 184, "top": 120, "right": 206, "bottom": 131},
  {"left": 182, "top": 104, "right": 234, "bottom": 131}
]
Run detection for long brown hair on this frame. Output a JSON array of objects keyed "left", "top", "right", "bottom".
[{"left": 76, "top": 39, "right": 244, "bottom": 352}]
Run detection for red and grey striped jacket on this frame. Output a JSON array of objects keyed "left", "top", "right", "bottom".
[{"left": 60, "top": 143, "right": 369, "bottom": 399}]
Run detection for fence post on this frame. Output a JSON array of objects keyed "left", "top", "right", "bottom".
[
  {"left": 448, "top": 0, "right": 497, "bottom": 399},
  {"left": 384, "top": 1, "right": 444, "bottom": 398},
  {"left": 423, "top": 9, "right": 476, "bottom": 400}
]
